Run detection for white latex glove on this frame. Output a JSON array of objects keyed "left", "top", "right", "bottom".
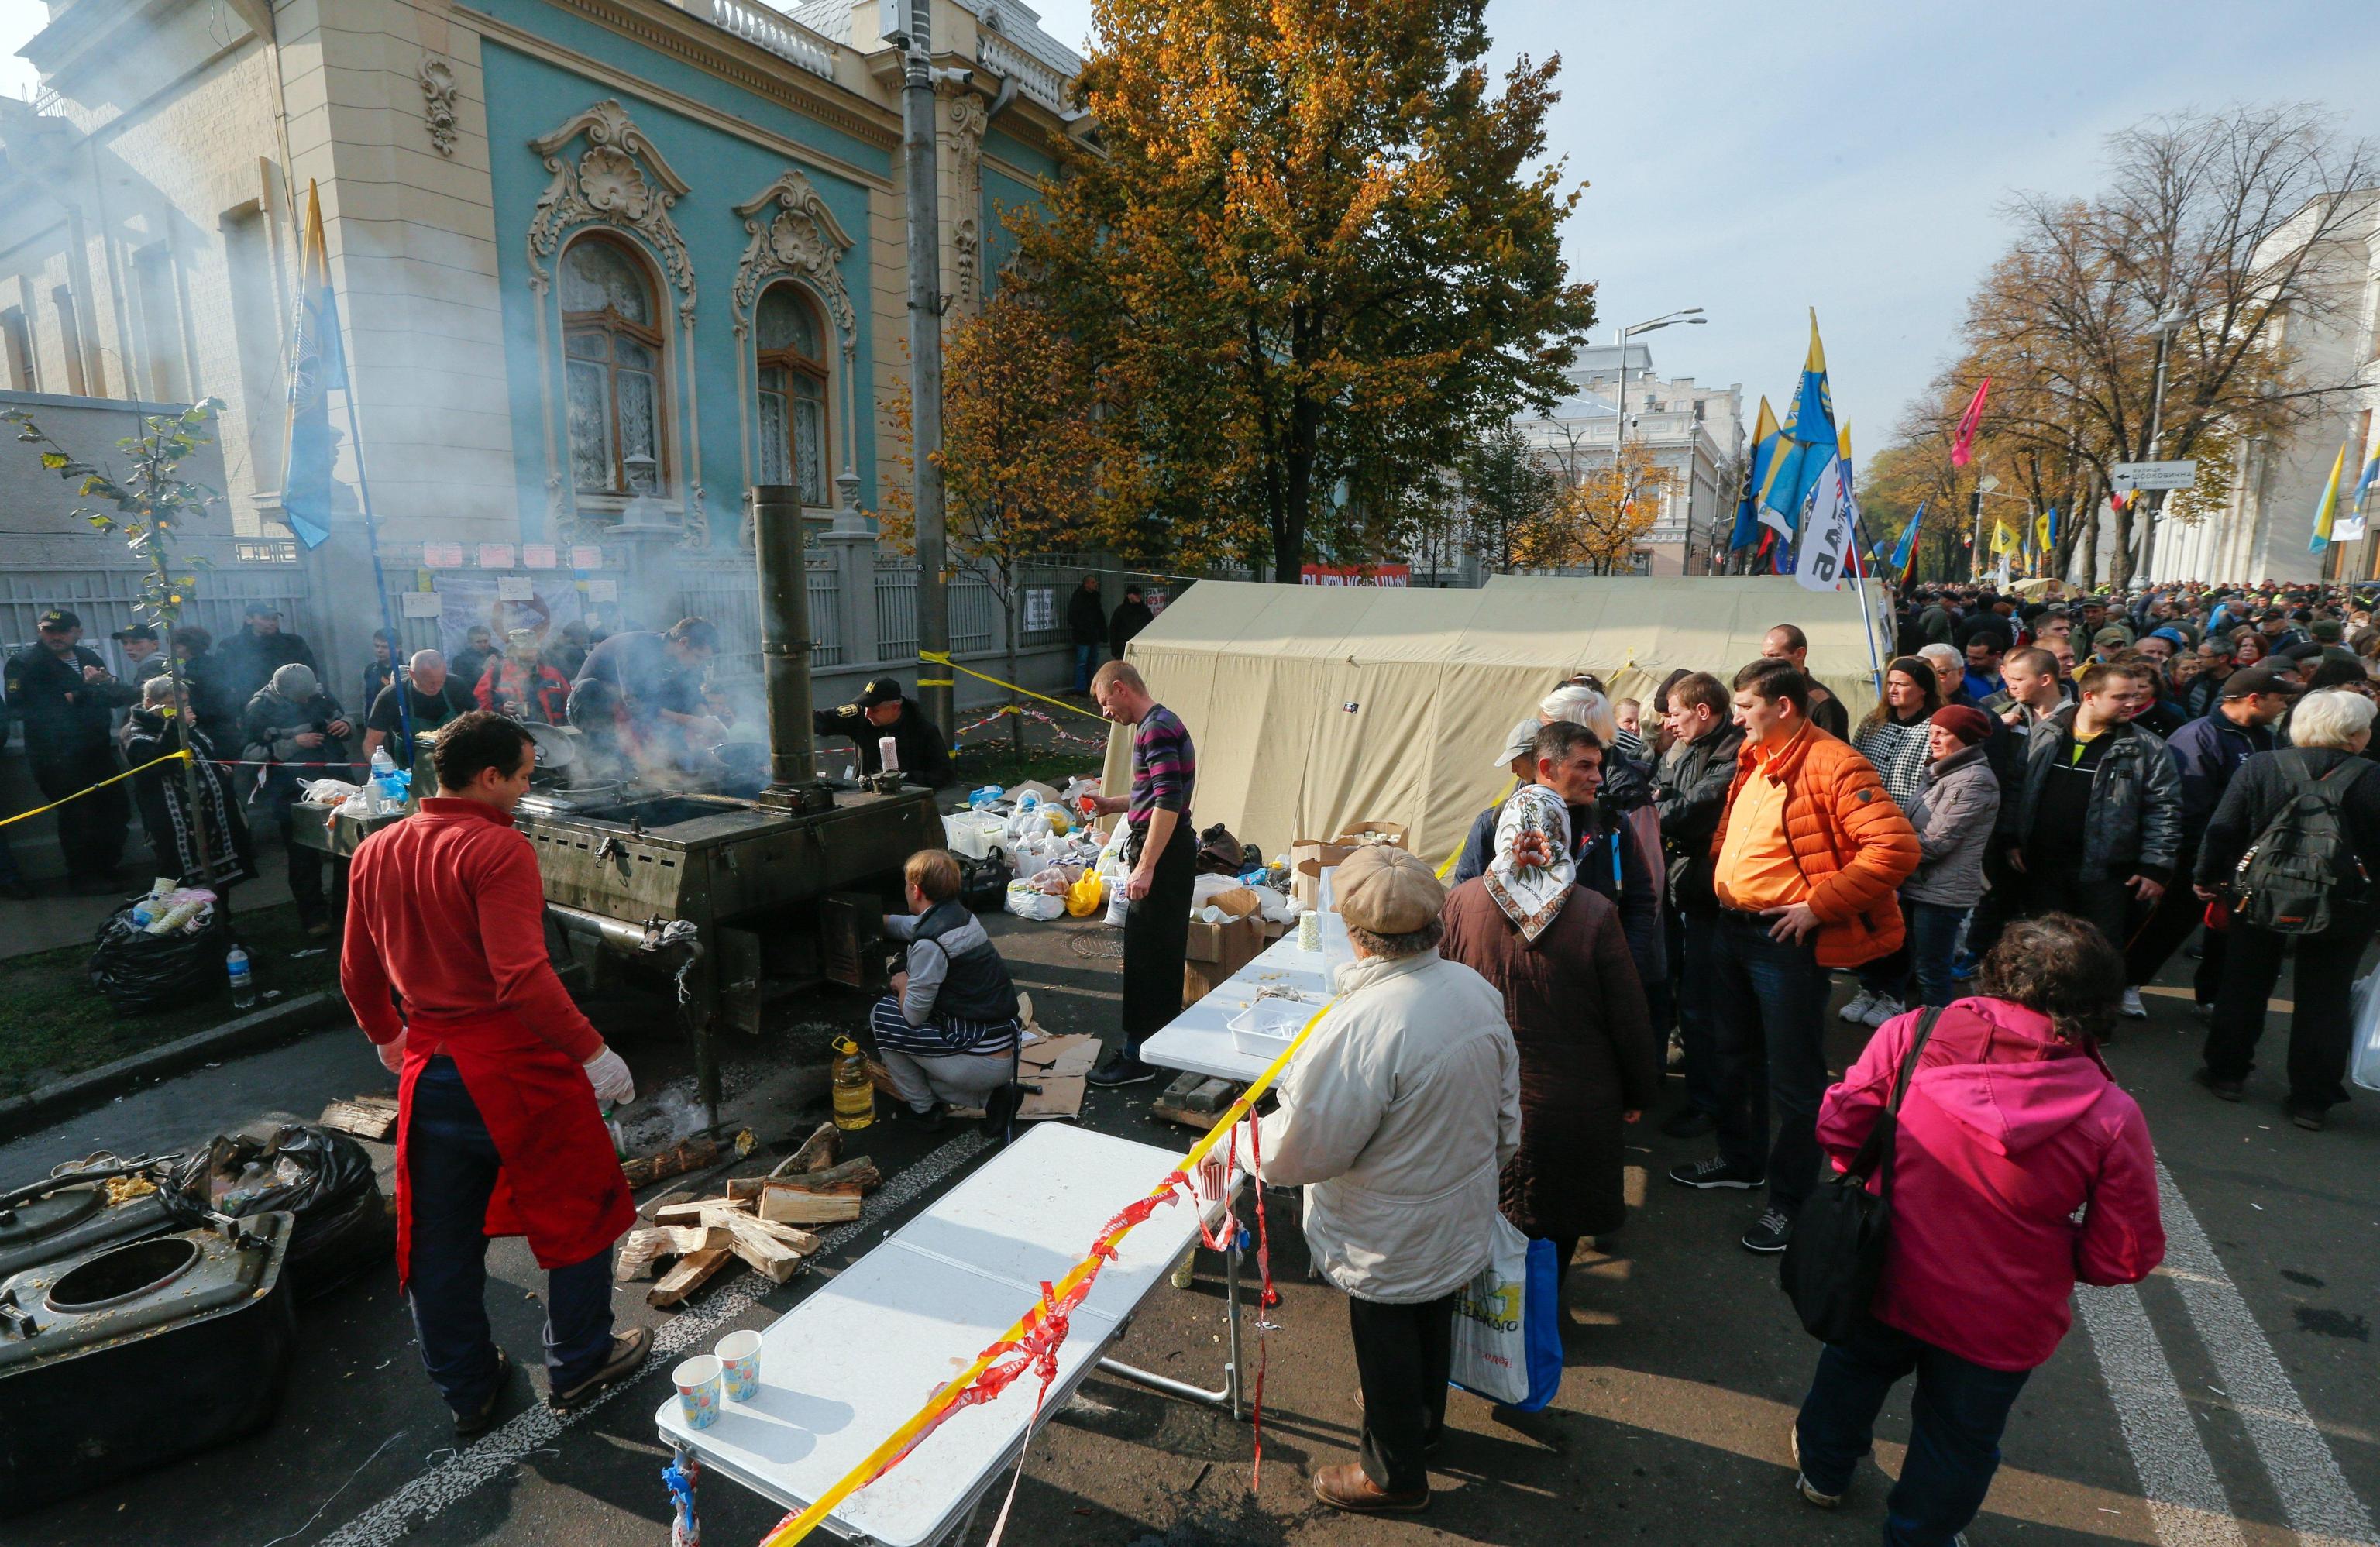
[
  {"left": 377, "top": 1036, "right": 406, "bottom": 1074},
  {"left": 583, "top": 1045, "right": 636, "bottom": 1106}
]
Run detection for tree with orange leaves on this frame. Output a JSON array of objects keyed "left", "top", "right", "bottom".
[
  {"left": 875, "top": 286, "right": 1095, "bottom": 746},
  {"left": 1012, "top": 0, "right": 1597, "bottom": 580},
  {"left": 1519, "top": 440, "right": 1673, "bottom": 575}
]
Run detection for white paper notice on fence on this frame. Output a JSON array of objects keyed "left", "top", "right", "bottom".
[
  {"left": 521, "top": 544, "right": 558, "bottom": 569},
  {"left": 423, "top": 542, "right": 464, "bottom": 569},
  {"left": 1025, "top": 586, "right": 1054, "bottom": 633},
  {"left": 588, "top": 578, "right": 618, "bottom": 602},
  {"left": 497, "top": 576, "right": 535, "bottom": 601},
  {"left": 571, "top": 545, "right": 603, "bottom": 570},
  {"left": 401, "top": 590, "right": 443, "bottom": 618},
  {"left": 478, "top": 543, "right": 516, "bottom": 570}
]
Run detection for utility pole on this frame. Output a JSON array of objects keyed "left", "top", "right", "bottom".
[
  {"left": 890, "top": 0, "right": 952, "bottom": 736},
  {"left": 1969, "top": 487, "right": 1986, "bottom": 582},
  {"left": 2134, "top": 318, "right": 2178, "bottom": 586}
]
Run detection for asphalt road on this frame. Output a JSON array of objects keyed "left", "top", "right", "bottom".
[{"left": 2, "top": 916, "right": 2372, "bottom": 1547}]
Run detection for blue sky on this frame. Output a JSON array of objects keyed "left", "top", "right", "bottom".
[{"left": 8, "top": 0, "right": 2379, "bottom": 451}]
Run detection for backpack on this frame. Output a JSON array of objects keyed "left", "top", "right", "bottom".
[{"left": 2232, "top": 751, "right": 2373, "bottom": 936}]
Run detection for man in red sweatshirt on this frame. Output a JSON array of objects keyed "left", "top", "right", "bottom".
[{"left": 342, "top": 710, "right": 647, "bottom": 1435}]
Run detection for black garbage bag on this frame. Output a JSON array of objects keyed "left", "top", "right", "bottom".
[
  {"left": 958, "top": 848, "right": 1014, "bottom": 911},
  {"left": 87, "top": 901, "right": 229, "bottom": 1016},
  {"left": 160, "top": 1123, "right": 391, "bottom": 1297}
]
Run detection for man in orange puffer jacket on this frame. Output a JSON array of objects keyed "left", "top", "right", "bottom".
[{"left": 1669, "top": 658, "right": 1920, "bottom": 1255}]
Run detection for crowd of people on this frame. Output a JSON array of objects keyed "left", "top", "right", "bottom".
[
  {"left": 0, "top": 604, "right": 957, "bottom": 934},
  {"left": 1245, "top": 577, "right": 2380, "bottom": 1532}
]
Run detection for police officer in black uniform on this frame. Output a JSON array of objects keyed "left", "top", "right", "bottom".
[
  {"left": 813, "top": 677, "right": 951, "bottom": 788},
  {"left": 5, "top": 609, "right": 139, "bottom": 892}
]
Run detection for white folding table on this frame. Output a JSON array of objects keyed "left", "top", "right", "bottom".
[
  {"left": 1140, "top": 912, "right": 1350, "bottom": 1085},
  {"left": 655, "top": 1123, "right": 1247, "bottom": 1547}
]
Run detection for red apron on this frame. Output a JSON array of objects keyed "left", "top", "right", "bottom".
[{"left": 393, "top": 1007, "right": 636, "bottom": 1290}]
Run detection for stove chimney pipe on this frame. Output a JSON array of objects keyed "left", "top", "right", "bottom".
[{"left": 751, "top": 485, "right": 824, "bottom": 805}]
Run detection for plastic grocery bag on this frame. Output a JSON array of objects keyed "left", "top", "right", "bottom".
[
  {"left": 2351, "top": 971, "right": 2380, "bottom": 1092},
  {"left": 1065, "top": 869, "right": 1105, "bottom": 918},
  {"left": 1449, "top": 1214, "right": 1563, "bottom": 1411},
  {"left": 1004, "top": 878, "right": 1066, "bottom": 922}
]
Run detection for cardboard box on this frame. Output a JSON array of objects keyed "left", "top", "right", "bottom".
[
  {"left": 1183, "top": 913, "right": 1267, "bottom": 1007},
  {"left": 1291, "top": 858, "right": 1339, "bottom": 912},
  {"left": 1291, "top": 837, "right": 1357, "bottom": 874}
]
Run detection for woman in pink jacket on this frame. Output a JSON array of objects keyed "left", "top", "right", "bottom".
[{"left": 1790, "top": 914, "right": 2165, "bottom": 1545}]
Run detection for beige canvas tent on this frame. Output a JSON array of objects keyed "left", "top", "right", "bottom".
[{"left": 1102, "top": 575, "right": 1888, "bottom": 871}]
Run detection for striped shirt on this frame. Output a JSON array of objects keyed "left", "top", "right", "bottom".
[{"left": 1129, "top": 703, "right": 1195, "bottom": 830}]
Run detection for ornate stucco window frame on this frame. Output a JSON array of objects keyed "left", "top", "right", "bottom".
[
  {"left": 524, "top": 99, "right": 709, "bottom": 548},
  {"left": 729, "top": 169, "right": 861, "bottom": 546}
]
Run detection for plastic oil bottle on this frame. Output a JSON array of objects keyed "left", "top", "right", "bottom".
[{"left": 830, "top": 1036, "right": 875, "bottom": 1131}]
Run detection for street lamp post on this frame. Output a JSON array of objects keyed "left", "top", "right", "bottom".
[
  {"left": 2134, "top": 311, "right": 2185, "bottom": 586},
  {"left": 1612, "top": 309, "right": 1703, "bottom": 572}
]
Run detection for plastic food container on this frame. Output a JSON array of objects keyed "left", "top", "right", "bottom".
[{"left": 1227, "top": 1001, "right": 1306, "bottom": 1057}]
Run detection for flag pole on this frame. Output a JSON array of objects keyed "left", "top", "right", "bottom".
[{"left": 337, "top": 362, "right": 412, "bottom": 769}]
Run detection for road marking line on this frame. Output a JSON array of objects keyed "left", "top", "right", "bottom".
[
  {"left": 2076, "top": 1281, "right": 2248, "bottom": 1547},
  {"left": 2152, "top": 1163, "right": 2379, "bottom": 1545},
  {"left": 318, "top": 1131, "right": 992, "bottom": 1547}
]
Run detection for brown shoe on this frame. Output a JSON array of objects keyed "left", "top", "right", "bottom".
[
  {"left": 1312, "top": 1462, "right": 1428, "bottom": 1513},
  {"left": 549, "top": 1325, "right": 652, "bottom": 1411}
]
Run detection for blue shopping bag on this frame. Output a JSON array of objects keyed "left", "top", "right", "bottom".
[{"left": 1449, "top": 1217, "right": 1563, "bottom": 1411}]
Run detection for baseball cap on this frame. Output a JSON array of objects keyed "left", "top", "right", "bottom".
[
  {"left": 2222, "top": 665, "right": 2304, "bottom": 699},
  {"left": 1495, "top": 716, "right": 1540, "bottom": 770},
  {"left": 111, "top": 624, "right": 158, "bottom": 643},
  {"left": 857, "top": 677, "right": 904, "bottom": 708},
  {"left": 243, "top": 603, "right": 283, "bottom": 618},
  {"left": 36, "top": 608, "right": 79, "bottom": 631},
  {"left": 2092, "top": 626, "right": 2131, "bottom": 648}
]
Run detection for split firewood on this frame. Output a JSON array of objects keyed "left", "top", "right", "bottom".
[
  {"left": 709, "top": 1208, "right": 822, "bottom": 1282},
  {"left": 767, "top": 1158, "right": 879, "bottom": 1195},
  {"left": 620, "top": 1136, "right": 721, "bottom": 1190},
  {"left": 648, "top": 1246, "right": 734, "bottom": 1308},
  {"left": 640, "top": 1187, "right": 696, "bottom": 1221},
  {"left": 785, "top": 1120, "right": 841, "bottom": 1175},
  {"left": 652, "top": 1196, "right": 740, "bottom": 1226},
  {"left": 613, "top": 1222, "right": 730, "bottom": 1282},
  {"left": 758, "top": 1180, "right": 864, "bottom": 1226},
  {"left": 318, "top": 1095, "right": 401, "bottom": 1141}
]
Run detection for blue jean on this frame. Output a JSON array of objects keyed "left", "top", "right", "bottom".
[
  {"left": 1709, "top": 909, "right": 1831, "bottom": 1211},
  {"left": 1073, "top": 643, "right": 1099, "bottom": 691},
  {"left": 1794, "top": 1317, "right": 2031, "bottom": 1546},
  {"left": 406, "top": 1057, "right": 616, "bottom": 1415},
  {"left": 1902, "top": 900, "right": 1968, "bottom": 1009}
]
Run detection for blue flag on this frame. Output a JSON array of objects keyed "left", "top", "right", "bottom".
[
  {"left": 1888, "top": 500, "right": 1924, "bottom": 586},
  {"left": 281, "top": 180, "right": 346, "bottom": 550},
  {"left": 1756, "top": 311, "right": 1838, "bottom": 538},
  {"left": 1730, "top": 397, "right": 1781, "bottom": 551}
]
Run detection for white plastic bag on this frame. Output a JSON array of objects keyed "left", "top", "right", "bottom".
[
  {"left": 2351, "top": 970, "right": 2380, "bottom": 1091},
  {"left": 1449, "top": 1216, "right": 1532, "bottom": 1405},
  {"left": 1003, "top": 879, "right": 1066, "bottom": 922}
]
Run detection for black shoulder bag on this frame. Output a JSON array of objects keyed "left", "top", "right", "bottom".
[{"left": 1779, "top": 1006, "right": 1944, "bottom": 1345}]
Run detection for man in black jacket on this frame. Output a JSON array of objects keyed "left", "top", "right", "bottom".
[
  {"left": 1064, "top": 576, "right": 1106, "bottom": 694},
  {"left": 814, "top": 677, "right": 951, "bottom": 788},
  {"left": 1107, "top": 585, "right": 1156, "bottom": 661},
  {"left": 1760, "top": 624, "right": 1849, "bottom": 739},
  {"left": 217, "top": 604, "right": 319, "bottom": 710},
  {"left": 5, "top": 609, "right": 139, "bottom": 891},
  {"left": 1652, "top": 671, "right": 1744, "bottom": 1137}
]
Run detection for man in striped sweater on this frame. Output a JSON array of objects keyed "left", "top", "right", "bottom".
[{"left": 1085, "top": 660, "right": 1198, "bottom": 1087}]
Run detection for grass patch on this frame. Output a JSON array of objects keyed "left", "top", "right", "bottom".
[
  {"left": 948, "top": 744, "right": 1104, "bottom": 795},
  {"left": 0, "top": 901, "right": 342, "bottom": 1098}
]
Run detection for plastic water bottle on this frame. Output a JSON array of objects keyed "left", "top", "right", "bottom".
[
  {"left": 370, "top": 745, "right": 397, "bottom": 782},
  {"left": 227, "top": 945, "right": 256, "bottom": 1010}
]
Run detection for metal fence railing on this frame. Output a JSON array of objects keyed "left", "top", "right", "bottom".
[
  {"left": 0, "top": 550, "right": 312, "bottom": 662},
  {"left": 872, "top": 565, "right": 916, "bottom": 662}
]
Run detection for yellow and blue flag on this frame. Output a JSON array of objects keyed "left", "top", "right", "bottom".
[
  {"left": 281, "top": 180, "right": 346, "bottom": 550},
  {"left": 1730, "top": 397, "right": 1780, "bottom": 552},
  {"left": 2341, "top": 428, "right": 2378, "bottom": 543},
  {"left": 1756, "top": 311, "right": 1838, "bottom": 541},
  {"left": 2309, "top": 440, "right": 2348, "bottom": 554},
  {"left": 1890, "top": 502, "right": 1925, "bottom": 588}
]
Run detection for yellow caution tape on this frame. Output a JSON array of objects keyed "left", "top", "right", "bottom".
[
  {"left": 0, "top": 751, "right": 192, "bottom": 830},
  {"left": 917, "top": 649, "right": 1112, "bottom": 725},
  {"left": 1436, "top": 775, "right": 1517, "bottom": 878},
  {"left": 759, "top": 995, "right": 1336, "bottom": 1547}
]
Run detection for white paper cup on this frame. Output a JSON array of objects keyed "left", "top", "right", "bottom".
[
  {"left": 673, "top": 1355, "right": 724, "bottom": 1430},
  {"left": 717, "top": 1329, "right": 762, "bottom": 1401}
]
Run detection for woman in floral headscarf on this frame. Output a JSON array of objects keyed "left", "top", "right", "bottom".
[{"left": 1439, "top": 785, "right": 1663, "bottom": 1282}]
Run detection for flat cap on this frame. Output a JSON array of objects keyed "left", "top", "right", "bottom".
[{"left": 1336, "top": 844, "right": 1444, "bottom": 935}]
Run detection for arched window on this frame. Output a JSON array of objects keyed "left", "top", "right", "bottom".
[
  {"left": 561, "top": 236, "right": 667, "bottom": 497},
  {"left": 754, "top": 284, "right": 829, "bottom": 507}
]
